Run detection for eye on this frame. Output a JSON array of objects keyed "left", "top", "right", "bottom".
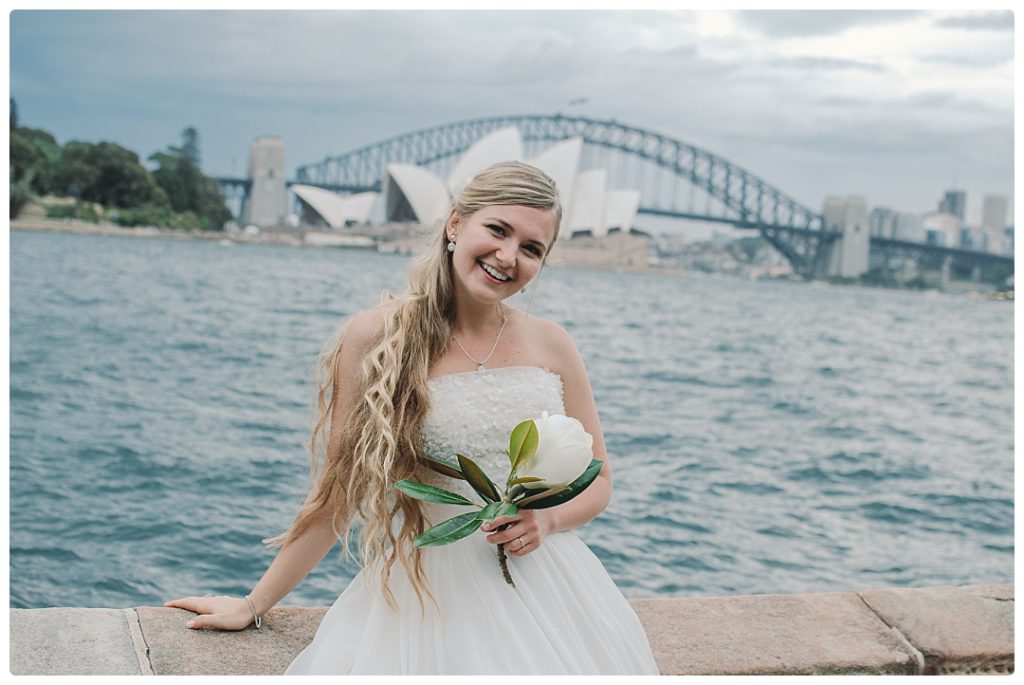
[
  {"left": 487, "top": 224, "right": 505, "bottom": 235},
  {"left": 524, "top": 244, "right": 543, "bottom": 257}
]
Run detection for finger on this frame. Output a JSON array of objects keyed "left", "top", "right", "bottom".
[
  {"left": 486, "top": 524, "right": 525, "bottom": 545},
  {"left": 164, "top": 597, "right": 200, "bottom": 611},
  {"left": 166, "top": 597, "right": 215, "bottom": 615},
  {"left": 480, "top": 516, "right": 514, "bottom": 532},
  {"left": 186, "top": 615, "right": 207, "bottom": 629},
  {"left": 510, "top": 537, "right": 539, "bottom": 557}
]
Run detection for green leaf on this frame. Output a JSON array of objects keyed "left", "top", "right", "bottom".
[
  {"left": 514, "top": 485, "right": 567, "bottom": 507},
  {"left": 507, "top": 484, "right": 526, "bottom": 501},
  {"left": 508, "top": 476, "right": 544, "bottom": 486},
  {"left": 495, "top": 501, "right": 518, "bottom": 518},
  {"left": 394, "top": 480, "right": 475, "bottom": 506},
  {"left": 508, "top": 419, "right": 539, "bottom": 471},
  {"left": 517, "top": 459, "right": 605, "bottom": 510},
  {"left": 456, "top": 453, "right": 500, "bottom": 503},
  {"left": 424, "top": 456, "right": 465, "bottom": 480},
  {"left": 414, "top": 511, "right": 485, "bottom": 548},
  {"left": 480, "top": 501, "right": 502, "bottom": 520}
]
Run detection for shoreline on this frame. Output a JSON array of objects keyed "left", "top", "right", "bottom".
[
  {"left": 11, "top": 219, "right": 1011, "bottom": 294},
  {"left": 10, "top": 217, "right": 692, "bottom": 277}
]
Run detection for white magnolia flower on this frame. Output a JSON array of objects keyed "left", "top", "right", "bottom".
[{"left": 516, "top": 411, "right": 594, "bottom": 488}]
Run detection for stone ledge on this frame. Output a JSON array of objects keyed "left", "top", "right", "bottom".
[
  {"left": 9, "top": 583, "right": 1013, "bottom": 675},
  {"left": 857, "top": 584, "right": 1014, "bottom": 674},
  {"left": 9, "top": 607, "right": 142, "bottom": 675}
]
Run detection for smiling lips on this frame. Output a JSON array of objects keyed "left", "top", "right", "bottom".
[{"left": 479, "top": 261, "right": 512, "bottom": 283}]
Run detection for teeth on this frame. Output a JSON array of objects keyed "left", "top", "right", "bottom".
[{"left": 481, "top": 262, "right": 510, "bottom": 282}]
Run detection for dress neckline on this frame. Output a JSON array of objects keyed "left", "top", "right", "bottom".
[{"left": 427, "top": 365, "right": 561, "bottom": 385}]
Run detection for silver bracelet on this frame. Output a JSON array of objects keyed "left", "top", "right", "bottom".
[{"left": 244, "top": 594, "right": 262, "bottom": 629}]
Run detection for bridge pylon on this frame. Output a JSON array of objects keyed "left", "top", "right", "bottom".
[
  {"left": 820, "top": 196, "right": 870, "bottom": 279},
  {"left": 241, "top": 136, "right": 288, "bottom": 227}
]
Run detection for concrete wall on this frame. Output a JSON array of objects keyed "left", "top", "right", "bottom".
[
  {"left": 823, "top": 195, "right": 870, "bottom": 279},
  {"left": 9, "top": 582, "right": 1012, "bottom": 675},
  {"left": 242, "top": 136, "right": 287, "bottom": 227}
]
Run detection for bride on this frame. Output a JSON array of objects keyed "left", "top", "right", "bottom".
[{"left": 164, "top": 161, "right": 659, "bottom": 675}]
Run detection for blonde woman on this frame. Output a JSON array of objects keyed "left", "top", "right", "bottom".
[{"left": 165, "top": 161, "right": 658, "bottom": 675}]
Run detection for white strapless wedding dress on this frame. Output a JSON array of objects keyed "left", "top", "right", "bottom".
[{"left": 285, "top": 366, "right": 659, "bottom": 675}]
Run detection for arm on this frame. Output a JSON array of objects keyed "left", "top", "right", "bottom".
[
  {"left": 537, "top": 320, "right": 612, "bottom": 533},
  {"left": 483, "top": 320, "right": 613, "bottom": 555},
  {"left": 165, "top": 309, "right": 381, "bottom": 629}
]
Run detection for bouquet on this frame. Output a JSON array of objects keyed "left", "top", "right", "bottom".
[{"left": 394, "top": 411, "right": 602, "bottom": 587}]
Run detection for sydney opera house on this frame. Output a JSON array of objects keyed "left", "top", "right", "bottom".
[{"left": 291, "top": 126, "right": 642, "bottom": 242}]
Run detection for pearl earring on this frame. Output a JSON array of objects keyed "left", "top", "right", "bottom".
[{"left": 447, "top": 239, "right": 456, "bottom": 253}]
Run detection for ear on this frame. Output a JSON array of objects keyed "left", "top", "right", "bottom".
[{"left": 445, "top": 209, "right": 459, "bottom": 240}]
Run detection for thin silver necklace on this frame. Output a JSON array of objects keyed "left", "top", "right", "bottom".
[{"left": 452, "top": 308, "right": 508, "bottom": 371}]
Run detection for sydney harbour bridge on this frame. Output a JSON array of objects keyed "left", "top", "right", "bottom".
[{"left": 217, "top": 114, "right": 1012, "bottom": 281}]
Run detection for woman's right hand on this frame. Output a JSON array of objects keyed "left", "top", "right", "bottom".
[{"left": 163, "top": 595, "right": 255, "bottom": 631}]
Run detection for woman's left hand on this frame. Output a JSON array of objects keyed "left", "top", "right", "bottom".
[{"left": 481, "top": 508, "right": 551, "bottom": 557}]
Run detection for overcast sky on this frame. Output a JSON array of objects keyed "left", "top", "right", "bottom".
[{"left": 9, "top": 8, "right": 1015, "bottom": 228}]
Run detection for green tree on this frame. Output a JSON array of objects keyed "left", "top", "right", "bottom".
[
  {"left": 57, "top": 140, "right": 168, "bottom": 209},
  {"left": 149, "top": 126, "right": 230, "bottom": 230},
  {"left": 10, "top": 126, "right": 61, "bottom": 196}
]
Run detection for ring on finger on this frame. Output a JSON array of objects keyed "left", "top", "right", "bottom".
[{"left": 516, "top": 536, "right": 525, "bottom": 550}]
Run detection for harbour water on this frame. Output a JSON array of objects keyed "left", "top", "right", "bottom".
[{"left": 9, "top": 230, "right": 1014, "bottom": 609}]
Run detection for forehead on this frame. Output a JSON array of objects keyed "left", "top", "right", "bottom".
[{"left": 475, "top": 204, "right": 558, "bottom": 244}]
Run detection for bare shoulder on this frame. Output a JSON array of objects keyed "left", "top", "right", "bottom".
[
  {"left": 512, "top": 309, "right": 582, "bottom": 374},
  {"left": 329, "top": 301, "right": 403, "bottom": 387},
  {"left": 342, "top": 300, "right": 401, "bottom": 351}
]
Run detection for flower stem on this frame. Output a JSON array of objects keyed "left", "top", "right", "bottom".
[{"left": 494, "top": 522, "right": 516, "bottom": 588}]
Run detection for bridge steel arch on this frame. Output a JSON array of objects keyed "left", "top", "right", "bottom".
[{"left": 295, "top": 114, "right": 836, "bottom": 278}]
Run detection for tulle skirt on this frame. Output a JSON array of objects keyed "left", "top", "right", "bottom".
[{"left": 284, "top": 529, "right": 659, "bottom": 675}]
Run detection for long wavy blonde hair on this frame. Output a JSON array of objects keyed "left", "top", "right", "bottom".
[{"left": 266, "top": 161, "right": 563, "bottom": 611}]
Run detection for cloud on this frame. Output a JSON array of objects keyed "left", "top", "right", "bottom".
[
  {"left": 934, "top": 11, "right": 1013, "bottom": 31},
  {"left": 809, "top": 90, "right": 1005, "bottom": 117},
  {"left": 734, "top": 10, "right": 922, "bottom": 38},
  {"left": 765, "top": 56, "right": 886, "bottom": 73},
  {"left": 918, "top": 52, "right": 1013, "bottom": 69},
  {"left": 9, "top": 8, "right": 1013, "bottom": 218}
]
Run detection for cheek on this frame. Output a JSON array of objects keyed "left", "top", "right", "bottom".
[{"left": 521, "top": 261, "right": 543, "bottom": 283}]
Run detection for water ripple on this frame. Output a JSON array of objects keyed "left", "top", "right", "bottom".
[{"left": 9, "top": 231, "right": 1013, "bottom": 609}]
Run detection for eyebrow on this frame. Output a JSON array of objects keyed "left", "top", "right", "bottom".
[{"left": 485, "top": 217, "right": 549, "bottom": 252}]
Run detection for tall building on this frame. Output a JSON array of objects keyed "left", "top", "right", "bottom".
[
  {"left": 869, "top": 207, "right": 897, "bottom": 238},
  {"left": 893, "top": 212, "right": 923, "bottom": 242},
  {"left": 241, "top": 136, "right": 287, "bottom": 227},
  {"left": 982, "top": 194, "right": 1008, "bottom": 230},
  {"left": 938, "top": 189, "right": 966, "bottom": 221},
  {"left": 981, "top": 194, "right": 1009, "bottom": 253}
]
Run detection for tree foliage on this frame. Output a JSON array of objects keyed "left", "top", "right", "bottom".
[
  {"left": 57, "top": 141, "right": 168, "bottom": 209},
  {"left": 149, "top": 126, "right": 230, "bottom": 230},
  {"left": 10, "top": 104, "right": 231, "bottom": 230},
  {"left": 10, "top": 126, "right": 62, "bottom": 196}
]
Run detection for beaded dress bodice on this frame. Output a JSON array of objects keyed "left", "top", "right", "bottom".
[{"left": 417, "top": 366, "right": 564, "bottom": 521}]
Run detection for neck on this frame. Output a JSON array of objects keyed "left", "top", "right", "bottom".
[{"left": 451, "top": 290, "right": 505, "bottom": 337}]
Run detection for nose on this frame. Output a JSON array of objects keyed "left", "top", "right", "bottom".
[{"left": 495, "top": 243, "right": 516, "bottom": 267}]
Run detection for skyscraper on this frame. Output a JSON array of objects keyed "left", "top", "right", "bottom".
[
  {"left": 982, "top": 194, "right": 1008, "bottom": 231},
  {"left": 981, "top": 194, "right": 1009, "bottom": 253},
  {"left": 938, "top": 190, "right": 966, "bottom": 221}
]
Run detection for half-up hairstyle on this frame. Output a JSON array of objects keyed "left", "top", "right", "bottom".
[{"left": 266, "top": 160, "right": 562, "bottom": 612}]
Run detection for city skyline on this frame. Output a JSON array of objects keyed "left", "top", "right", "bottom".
[{"left": 9, "top": 8, "right": 1015, "bottom": 229}]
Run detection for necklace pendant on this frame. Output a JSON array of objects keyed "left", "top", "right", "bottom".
[{"left": 477, "top": 363, "right": 487, "bottom": 372}]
